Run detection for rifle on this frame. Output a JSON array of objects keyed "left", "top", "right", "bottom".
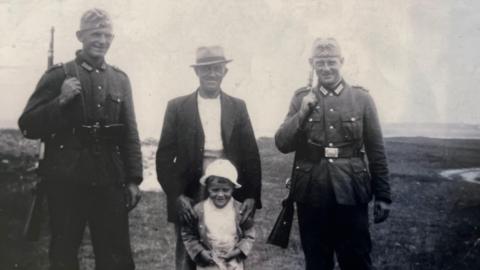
[
  {"left": 23, "top": 26, "right": 54, "bottom": 241},
  {"left": 267, "top": 67, "right": 315, "bottom": 248}
]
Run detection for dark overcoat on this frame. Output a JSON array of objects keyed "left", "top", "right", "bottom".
[{"left": 156, "top": 91, "right": 262, "bottom": 222}]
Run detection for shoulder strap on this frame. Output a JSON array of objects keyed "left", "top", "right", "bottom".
[
  {"left": 62, "top": 61, "right": 81, "bottom": 78},
  {"left": 62, "top": 61, "right": 87, "bottom": 122}
]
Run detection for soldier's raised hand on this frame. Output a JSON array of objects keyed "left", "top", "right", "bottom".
[
  {"left": 299, "top": 91, "right": 317, "bottom": 116},
  {"left": 59, "top": 77, "right": 81, "bottom": 106}
]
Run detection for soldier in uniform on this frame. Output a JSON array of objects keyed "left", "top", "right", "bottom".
[
  {"left": 275, "top": 38, "right": 391, "bottom": 270},
  {"left": 18, "top": 9, "right": 142, "bottom": 270},
  {"left": 156, "top": 46, "right": 262, "bottom": 270}
]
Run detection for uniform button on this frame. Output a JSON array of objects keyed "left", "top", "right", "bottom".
[
  {"left": 308, "top": 118, "right": 313, "bottom": 122},
  {"left": 329, "top": 125, "right": 334, "bottom": 129},
  {"left": 328, "top": 159, "right": 334, "bottom": 163},
  {"left": 296, "top": 166, "right": 300, "bottom": 169},
  {"left": 59, "top": 144, "right": 64, "bottom": 149},
  {"left": 315, "top": 105, "right": 321, "bottom": 110},
  {"left": 329, "top": 108, "right": 334, "bottom": 112},
  {"left": 328, "top": 143, "right": 333, "bottom": 147},
  {"left": 328, "top": 93, "right": 333, "bottom": 96},
  {"left": 351, "top": 117, "right": 356, "bottom": 121},
  {"left": 97, "top": 104, "right": 102, "bottom": 108},
  {"left": 117, "top": 98, "right": 121, "bottom": 102},
  {"left": 95, "top": 69, "right": 99, "bottom": 73},
  {"left": 98, "top": 86, "right": 102, "bottom": 90}
]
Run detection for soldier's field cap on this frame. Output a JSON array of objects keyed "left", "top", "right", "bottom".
[
  {"left": 190, "top": 46, "right": 233, "bottom": 67},
  {"left": 79, "top": 8, "right": 112, "bottom": 32},
  {"left": 311, "top": 38, "right": 342, "bottom": 58}
]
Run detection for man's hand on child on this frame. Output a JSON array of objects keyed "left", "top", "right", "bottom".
[
  {"left": 176, "top": 195, "right": 196, "bottom": 224},
  {"left": 239, "top": 198, "right": 256, "bottom": 224}
]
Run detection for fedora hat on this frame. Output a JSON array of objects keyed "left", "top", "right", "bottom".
[{"left": 190, "top": 46, "right": 233, "bottom": 67}]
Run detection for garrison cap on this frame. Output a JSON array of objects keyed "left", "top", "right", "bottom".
[
  {"left": 311, "top": 38, "right": 342, "bottom": 58},
  {"left": 79, "top": 8, "right": 112, "bottom": 32},
  {"left": 191, "top": 46, "right": 233, "bottom": 67}
]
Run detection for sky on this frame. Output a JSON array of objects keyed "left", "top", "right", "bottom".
[{"left": 1, "top": 0, "right": 480, "bottom": 138}]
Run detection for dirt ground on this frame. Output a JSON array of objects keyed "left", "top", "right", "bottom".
[{"left": 1, "top": 129, "right": 480, "bottom": 269}]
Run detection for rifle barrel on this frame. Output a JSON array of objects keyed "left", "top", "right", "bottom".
[{"left": 47, "top": 27, "right": 54, "bottom": 68}]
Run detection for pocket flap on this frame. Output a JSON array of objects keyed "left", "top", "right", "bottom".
[
  {"left": 341, "top": 114, "right": 361, "bottom": 122},
  {"left": 294, "top": 161, "right": 313, "bottom": 172},
  {"left": 351, "top": 158, "right": 368, "bottom": 173},
  {"left": 109, "top": 95, "right": 122, "bottom": 103}
]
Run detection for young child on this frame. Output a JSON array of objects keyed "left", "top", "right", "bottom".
[{"left": 181, "top": 159, "right": 256, "bottom": 270}]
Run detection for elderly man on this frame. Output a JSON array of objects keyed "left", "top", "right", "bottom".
[
  {"left": 156, "top": 46, "right": 262, "bottom": 270},
  {"left": 18, "top": 9, "right": 142, "bottom": 270},
  {"left": 275, "top": 38, "right": 391, "bottom": 270}
]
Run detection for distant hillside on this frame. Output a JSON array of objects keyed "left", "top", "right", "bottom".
[
  {"left": 383, "top": 122, "right": 480, "bottom": 139},
  {"left": 3, "top": 122, "right": 480, "bottom": 140},
  {"left": 255, "top": 122, "right": 480, "bottom": 140}
]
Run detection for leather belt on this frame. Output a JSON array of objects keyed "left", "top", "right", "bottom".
[
  {"left": 71, "top": 122, "right": 124, "bottom": 154},
  {"left": 306, "top": 142, "right": 362, "bottom": 161},
  {"left": 72, "top": 122, "right": 124, "bottom": 139}
]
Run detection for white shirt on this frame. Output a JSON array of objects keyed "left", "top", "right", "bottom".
[{"left": 197, "top": 93, "right": 223, "bottom": 151}]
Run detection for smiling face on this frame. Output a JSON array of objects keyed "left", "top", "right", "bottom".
[
  {"left": 76, "top": 27, "right": 114, "bottom": 61},
  {"left": 194, "top": 63, "right": 228, "bottom": 98},
  {"left": 206, "top": 176, "right": 235, "bottom": 208},
  {"left": 310, "top": 56, "right": 344, "bottom": 88}
]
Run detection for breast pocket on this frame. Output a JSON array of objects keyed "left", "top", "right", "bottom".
[
  {"left": 106, "top": 95, "right": 123, "bottom": 122},
  {"left": 341, "top": 114, "right": 363, "bottom": 141}
]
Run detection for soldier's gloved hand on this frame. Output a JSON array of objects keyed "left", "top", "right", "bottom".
[
  {"left": 299, "top": 91, "right": 318, "bottom": 117},
  {"left": 125, "top": 183, "right": 141, "bottom": 211},
  {"left": 374, "top": 200, "right": 391, "bottom": 224},
  {"left": 59, "top": 77, "right": 81, "bottom": 106},
  {"left": 176, "top": 195, "right": 196, "bottom": 224},
  {"left": 239, "top": 198, "right": 256, "bottom": 225}
]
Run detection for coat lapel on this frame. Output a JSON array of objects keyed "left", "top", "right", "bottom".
[{"left": 221, "top": 92, "right": 235, "bottom": 146}]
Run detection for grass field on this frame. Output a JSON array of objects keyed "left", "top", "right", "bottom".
[{"left": 1, "top": 129, "right": 480, "bottom": 269}]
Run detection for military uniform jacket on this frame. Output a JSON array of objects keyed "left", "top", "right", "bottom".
[
  {"left": 275, "top": 81, "right": 391, "bottom": 205},
  {"left": 156, "top": 91, "right": 262, "bottom": 222},
  {"left": 18, "top": 51, "right": 143, "bottom": 186}
]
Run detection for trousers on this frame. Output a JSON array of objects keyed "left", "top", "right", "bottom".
[
  {"left": 46, "top": 181, "right": 134, "bottom": 270},
  {"left": 297, "top": 200, "right": 372, "bottom": 270}
]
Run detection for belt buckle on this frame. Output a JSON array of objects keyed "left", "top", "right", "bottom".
[{"left": 325, "top": 147, "right": 339, "bottom": 158}]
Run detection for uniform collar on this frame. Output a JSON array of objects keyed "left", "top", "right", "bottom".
[
  {"left": 75, "top": 50, "right": 107, "bottom": 72},
  {"left": 318, "top": 80, "right": 344, "bottom": 96}
]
